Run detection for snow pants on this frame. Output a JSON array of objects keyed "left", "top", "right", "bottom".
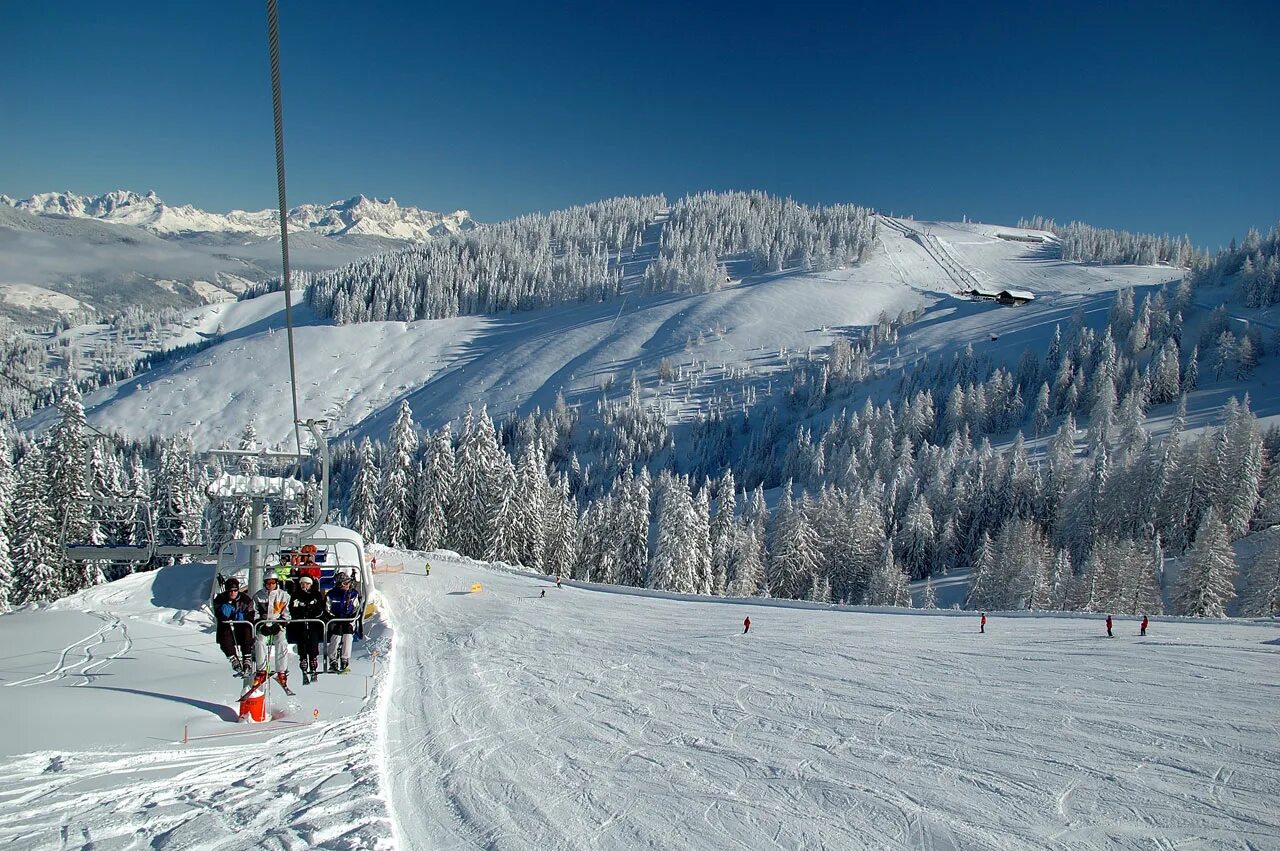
[
  {"left": 328, "top": 620, "right": 355, "bottom": 663},
  {"left": 217, "top": 621, "right": 254, "bottom": 659},
  {"left": 254, "top": 624, "right": 289, "bottom": 673}
]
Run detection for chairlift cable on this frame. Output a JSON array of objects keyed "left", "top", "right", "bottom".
[{"left": 265, "top": 0, "right": 305, "bottom": 461}]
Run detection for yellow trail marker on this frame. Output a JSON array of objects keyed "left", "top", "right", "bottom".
[{"left": 470, "top": 583, "right": 483, "bottom": 594}]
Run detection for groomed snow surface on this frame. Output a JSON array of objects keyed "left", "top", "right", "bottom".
[
  {"left": 380, "top": 552, "right": 1280, "bottom": 851},
  {"left": 1, "top": 552, "right": 1277, "bottom": 849}
]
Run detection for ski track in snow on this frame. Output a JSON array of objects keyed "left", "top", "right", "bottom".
[
  {"left": 0, "top": 567, "right": 395, "bottom": 851},
  {"left": 0, "top": 710, "right": 393, "bottom": 851},
  {"left": 382, "top": 552, "right": 1280, "bottom": 851}
]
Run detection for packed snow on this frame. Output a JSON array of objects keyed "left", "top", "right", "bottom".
[
  {"left": 0, "top": 563, "right": 392, "bottom": 849},
  {"left": 379, "top": 551, "right": 1280, "bottom": 850},
  {"left": 1, "top": 548, "right": 1277, "bottom": 848}
]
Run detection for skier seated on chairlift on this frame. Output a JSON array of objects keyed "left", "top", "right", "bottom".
[
  {"left": 288, "top": 574, "right": 328, "bottom": 684},
  {"left": 326, "top": 572, "right": 361, "bottom": 673},
  {"left": 213, "top": 577, "right": 256, "bottom": 675},
  {"left": 297, "top": 549, "right": 322, "bottom": 585},
  {"left": 253, "top": 575, "right": 291, "bottom": 687}
]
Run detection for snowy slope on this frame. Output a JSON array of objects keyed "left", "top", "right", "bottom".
[
  {"left": 25, "top": 217, "right": 1219, "bottom": 448},
  {"left": 1, "top": 547, "right": 1276, "bottom": 849},
  {"left": 381, "top": 550, "right": 1280, "bottom": 850},
  {"left": 0, "top": 564, "right": 392, "bottom": 849}
]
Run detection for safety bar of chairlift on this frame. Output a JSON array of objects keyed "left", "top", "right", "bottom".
[
  {"left": 250, "top": 616, "right": 363, "bottom": 641},
  {"left": 64, "top": 543, "right": 156, "bottom": 561}
]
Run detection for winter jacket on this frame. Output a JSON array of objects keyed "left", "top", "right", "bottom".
[
  {"left": 254, "top": 587, "right": 291, "bottom": 635},
  {"left": 286, "top": 585, "right": 328, "bottom": 644},
  {"left": 213, "top": 591, "right": 255, "bottom": 624},
  {"left": 327, "top": 585, "right": 361, "bottom": 620},
  {"left": 298, "top": 563, "right": 322, "bottom": 583}
]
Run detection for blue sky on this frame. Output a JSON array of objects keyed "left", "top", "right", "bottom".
[{"left": 2, "top": 0, "right": 1276, "bottom": 248}]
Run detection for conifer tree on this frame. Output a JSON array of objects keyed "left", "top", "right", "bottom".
[
  {"left": 1241, "top": 545, "right": 1280, "bottom": 617},
  {"left": 650, "top": 473, "right": 695, "bottom": 592},
  {"left": 1174, "top": 508, "right": 1238, "bottom": 617},
  {"left": 412, "top": 426, "right": 455, "bottom": 551},
  {"left": 922, "top": 576, "right": 938, "bottom": 609},
  {"left": 378, "top": 401, "right": 418, "bottom": 548},
  {"left": 348, "top": 438, "right": 380, "bottom": 543},
  {"left": 615, "top": 468, "right": 650, "bottom": 587},
  {"left": 11, "top": 445, "right": 60, "bottom": 605}
]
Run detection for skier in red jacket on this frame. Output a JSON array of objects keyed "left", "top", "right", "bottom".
[
  {"left": 980, "top": 613, "right": 987, "bottom": 633},
  {"left": 743, "top": 616, "right": 751, "bottom": 634},
  {"left": 1140, "top": 615, "right": 1149, "bottom": 636},
  {"left": 1106, "top": 614, "right": 1113, "bottom": 637}
]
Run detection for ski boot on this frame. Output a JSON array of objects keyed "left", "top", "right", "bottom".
[
  {"left": 275, "top": 671, "right": 295, "bottom": 696},
  {"left": 339, "top": 658, "right": 350, "bottom": 674},
  {"left": 230, "top": 655, "right": 244, "bottom": 676}
]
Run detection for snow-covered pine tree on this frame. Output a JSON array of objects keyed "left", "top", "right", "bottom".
[
  {"left": 965, "top": 530, "right": 996, "bottom": 610},
  {"left": 510, "top": 441, "right": 548, "bottom": 572},
  {"left": 11, "top": 445, "right": 61, "bottom": 605},
  {"left": 690, "top": 482, "right": 713, "bottom": 595},
  {"left": 377, "top": 401, "right": 418, "bottom": 548},
  {"left": 897, "top": 491, "right": 936, "bottom": 580},
  {"left": 922, "top": 576, "right": 938, "bottom": 609},
  {"left": 348, "top": 437, "right": 380, "bottom": 543},
  {"left": 1240, "top": 544, "right": 1280, "bottom": 617},
  {"left": 412, "top": 425, "right": 455, "bottom": 551},
  {"left": 649, "top": 473, "right": 695, "bottom": 593},
  {"left": 766, "top": 483, "right": 820, "bottom": 600},
  {"left": 866, "top": 544, "right": 910, "bottom": 607},
  {"left": 155, "top": 435, "right": 203, "bottom": 565},
  {"left": 709, "top": 470, "right": 736, "bottom": 596},
  {"left": 614, "top": 468, "right": 649, "bottom": 587},
  {"left": 45, "top": 384, "right": 93, "bottom": 591},
  {"left": 1173, "top": 508, "right": 1238, "bottom": 617}
]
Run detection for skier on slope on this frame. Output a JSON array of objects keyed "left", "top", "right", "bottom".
[
  {"left": 743, "top": 616, "right": 751, "bottom": 634},
  {"left": 213, "top": 577, "right": 255, "bottom": 675},
  {"left": 253, "top": 574, "right": 291, "bottom": 686},
  {"left": 1140, "top": 615, "right": 1149, "bottom": 636},
  {"left": 288, "top": 573, "right": 328, "bottom": 684},
  {"left": 980, "top": 613, "right": 987, "bottom": 633},
  {"left": 1106, "top": 614, "right": 1114, "bottom": 637},
  {"left": 326, "top": 572, "right": 362, "bottom": 673},
  {"left": 540, "top": 589, "right": 546, "bottom": 598},
  {"left": 555, "top": 574, "right": 562, "bottom": 589}
]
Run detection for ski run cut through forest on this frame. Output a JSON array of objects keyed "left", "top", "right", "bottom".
[{"left": 0, "top": 191, "right": 1279, "bottom": 849}]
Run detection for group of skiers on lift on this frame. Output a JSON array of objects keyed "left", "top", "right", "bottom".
[{"left": 212, "top": 550, "right": 363, "bottom": 688}]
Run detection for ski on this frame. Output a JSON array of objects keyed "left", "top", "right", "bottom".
[
  {"left": 277, "top": 682, "right": 296, "bottom": 697},
  {"left": 238, "top": 672, "right": 268, "bottom": 702}
]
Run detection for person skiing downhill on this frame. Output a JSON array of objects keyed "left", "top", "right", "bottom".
[
  {"left": 326, "top": 573, "right": 361, "bottom": 673},
  {"left": 555, "top": 574, "right": 562, "bottom": 589},
  {"left": 288, "top": 574, "right": 328, "bottom": 684},
  {"left": 540, "top": 589, "right": 546, "bottom": 598},
  {"left": 1106, "top": 614, "right": 1114, "bottom": 637},
  {"left": 253, "top": 575, "right": 291, "bottom": 685},
  {"left": 743, "top": 616, "right": 751, "bottom": 634},
  {"left": 1140, "top": 615, "right": 1149, "bottom": 636},
  {"left": 213, "top": 578, "right": 255, "bottom": 675},
  {"left": 980, "top": 613, "right": 987, "bottom": 634}
]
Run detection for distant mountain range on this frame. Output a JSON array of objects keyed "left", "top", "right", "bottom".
[
  {"left": 0, "top": 190, "right": 477, "bottom": 328},
  {"left": 1, "top": 190, "right": 477, "bottom": 242}
]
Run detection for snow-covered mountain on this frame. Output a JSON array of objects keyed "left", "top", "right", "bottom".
[
  {"left": 1, "top": 189, "right": 476, "bottom": 241},
  {"left": 0, "top": 190, "right": 475, "bottom": 328}
]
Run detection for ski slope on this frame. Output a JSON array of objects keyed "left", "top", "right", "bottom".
[
  {"left": 380, "top": 552, "right": 1280, "bottom": 851},
  {"left": 25, "top": 217, "right": 1207, "bottom": 447},
  {"left": 0, "top": 565, "right": 393, "bottom": 850},
  {"left": 0, "top": 551, "right": 1277, "bottom": 848}
]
